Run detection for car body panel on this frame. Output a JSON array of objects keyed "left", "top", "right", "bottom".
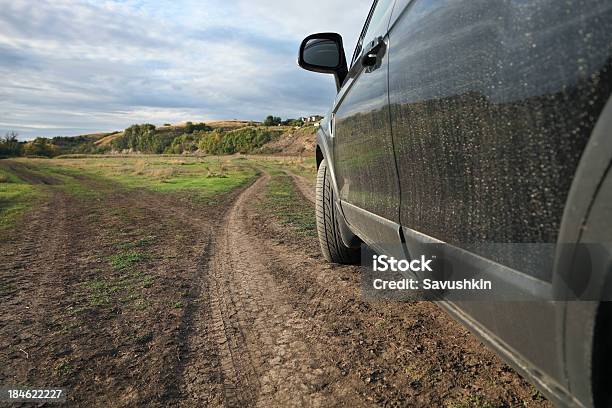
[
  {"left": 386, "top": 0, "right": 612, "bottom": 399},
  {"left": 439, "top": 300, "right": 582, "bottom": 407},
  {"left": 388, "top": 0, "right": 612, "bottom": 268},
  {"left": 332, "top": 0, "right": 401, "bottom": 242}
]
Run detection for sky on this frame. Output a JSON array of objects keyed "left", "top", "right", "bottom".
[{"left": 0, "top": 0, "right": 372, "bottom": 140}]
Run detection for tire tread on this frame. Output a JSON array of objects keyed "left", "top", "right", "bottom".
[{"left": 316, "top": 159, "right": 360, "bottom": 264}]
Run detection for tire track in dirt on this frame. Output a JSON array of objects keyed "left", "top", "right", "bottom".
[
  {"left": 1, "top": 163, "right": 238, "bottom": 406},
  {"left": 3, "top": 161, "right": 62, "bottom": 185},
  {"left": 209, "top": 168, "right": 553, "bottom": 407},
  {"left": 1, "top": 163, "right": 88, "bottom": 382},
  {"left": 284, "top": 170, "right": 315, "bottom": 204},
  {"left": 201, "top": 172, "right": 362, "bottom": 407}
]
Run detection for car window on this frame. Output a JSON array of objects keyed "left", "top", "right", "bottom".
[{"left": 352, "top": 0, "right": 396, "bottom": 65}]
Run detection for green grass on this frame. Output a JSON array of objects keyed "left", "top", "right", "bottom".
[
  {"left": 83, "top": 235, "right": 155, "bottom": 309},
  {"left": 0, "top": 156, "right": 260, "bottom": 231},
  {"left": 246, "top": 155, "right": 316, "bottom": 182},
  {"left": 1, "top": 159, "right": 101, "bottom": 205},
  {"left": 0, "top": 155, "right": 313, "bottom": 234},
  {"left": 108, "top": 250, "right": 149, "bottom": 270},
  {"left": 86, "top": 278, "right": 118, "bottom": 306},
  {"left": 55, "top": 361, "right": 75, "bottom": 376},
  {"left": 0, "top": 166, "right": 43, "bottom": 230},
  {"left": 258, "top": 171, "right": 316, "bottom": 236},
  {"left": 37, "top": 165, "right": 104, "bottom": 198},
  {"left": 45, "top": 156, "right": 258, "bottom": 200},
  {"left": 115, "top": 235, "right": 156, "bottom": 250},
  {"left": 84, "top": 267, "right": 154, "bottom": 308}
]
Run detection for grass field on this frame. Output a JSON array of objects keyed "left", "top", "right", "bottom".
[
  {"left": 44, "top": 155, "right": 258, "bottom": 195},
  {"left": 0, "top": 166, "right": 44, "bottom": 230},
  {"left": 244, "top": 154, "right": 316, "bottom": 182},
  {"left": 0, "top": 156, "right": 263, "bottom": 230}
]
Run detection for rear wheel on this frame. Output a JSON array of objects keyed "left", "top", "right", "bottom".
[{"left": 316, "top": 159, "right": 360, "bottom": 264}]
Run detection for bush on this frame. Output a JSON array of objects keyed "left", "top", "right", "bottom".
[
  {"left": 184, "top": 122, "right": 211, "bottom": 134},
  {"left": 0, "top": 131, "right": 23, "bottom": 157},
  {"left": 198, "top": 127, "right": 281, "bottom": 155},
  {"left": 109, "top": 122, "right": 278, "bottom": 155},
  {"left": 263, "top": 115, "right": 282, "bottom": 126},
  {"left": 164, "top": 132, "right": 201, "bottom": 154},
  {"left": 286, "top": 119, "right": 304, "bottom": 127},
  {"left": 111, "top": 124, "right": 176, "bottom": 153},
  {"left": 50, "top": 134, "right": 110, "bottom": 155},
  {"left": 23, "top": 138, "right": 59, "bottom": 157}
]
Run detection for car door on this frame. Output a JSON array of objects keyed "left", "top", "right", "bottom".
[
  {"left": 386, "top": 0, "right": 612, "bottom": 398},
  {"left": 332, "top": 0, "right": 400, "bottom": 250}
]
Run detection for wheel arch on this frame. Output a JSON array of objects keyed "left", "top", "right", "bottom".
[
  {"left": 315, "top": 131, "right": 362, "bottom": 249},
  {"left": 316, "top": 145, "right": 324, "bottom": 169}
]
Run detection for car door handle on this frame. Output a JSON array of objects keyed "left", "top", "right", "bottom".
[{"left": 361, "top": 36, "right": 385, "bottom": 67}]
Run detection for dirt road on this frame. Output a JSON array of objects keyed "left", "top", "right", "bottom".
[
  {"left": 284, "top": 170, "right": 315, "bottom": 204},
  {"left": 0, "top": 162, "right": 550, "bottom": 407}
]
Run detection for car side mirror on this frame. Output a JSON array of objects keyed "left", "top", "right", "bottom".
[{"left": 298, "top": 32, "right": 348, "bottom": 91}]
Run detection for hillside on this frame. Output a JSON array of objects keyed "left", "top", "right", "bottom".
[
  {"left": 94, "top": 121, "right": 256, "bottom": 148},
  {"left": 16, "top": 120, "right": 318, "bottom": 158},
  {"left": 259, "top": 125, "right": 317, "bottom": 156},
  {"left": 94, "top": 132, "right": 124, "bottom": 147}
]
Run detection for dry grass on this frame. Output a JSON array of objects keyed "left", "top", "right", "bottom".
[
  {"left": 94, "top": 132, "right": 123, "bottom": 146},
  {"left": 203, "top": 159, "right": 228, "bottom": 178},
  {"left": 132, "top": 159, "right": 177, "bottom": 180},
  {"left": 169, "top": 159, "right": 186, "bottom": 166},
  {"left": 133, "top": 159, "right": 146, "bottom": 175},
  {"left": 207, "top": 120, "right": 255, "bottom": 129},
  {"left": 150, "top": 167, "right": 176, "bottom": 180}
]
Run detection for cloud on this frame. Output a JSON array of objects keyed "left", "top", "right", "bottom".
[
  {"left": 234, "top": 0, "right": 370, "bottom": 53},
  {"left": 0, "top": 0, "right": 372, "bottom": 140}
]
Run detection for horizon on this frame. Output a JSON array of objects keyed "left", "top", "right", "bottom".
[
  {"left": 10, "top": 116, "right": 324, "bottom": 142},
  {"left": 0, "top": 0, "right": 371, "bottom": 141}
]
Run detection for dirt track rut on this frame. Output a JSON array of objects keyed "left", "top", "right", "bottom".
[
  {"left": 284, "top": 170, "right": 315, "bottom": 204},
  {"left": 179, "top": 170, "right": 551, "bottom": 407},
  {"left": 182, "top": 173, "right": 351, "bottom": 407}
]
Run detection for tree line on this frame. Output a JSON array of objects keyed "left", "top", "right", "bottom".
[
  {"left": 0, "top": 131, "right": 110, "bottom": 158},
  {"left": 110, "top": 123, "right": 283, "bottom": 155},
  {"left": 0, "top": 115, "right": 313, "bottom": 158},
  {"left": 263, "top": 115, "right": 304, "bottom": 127}
]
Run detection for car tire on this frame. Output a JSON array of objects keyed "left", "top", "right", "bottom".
[{"left": 316, "top": 158, "right": 360, "bottom": 264}]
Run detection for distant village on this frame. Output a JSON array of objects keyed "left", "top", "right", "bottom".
[{"left": 300, "top": 115, "right": 323, "bottom": 124}]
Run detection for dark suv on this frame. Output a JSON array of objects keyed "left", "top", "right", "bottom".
[{"left": 298, "top": 0, "right": 612, "bottom": 407}]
